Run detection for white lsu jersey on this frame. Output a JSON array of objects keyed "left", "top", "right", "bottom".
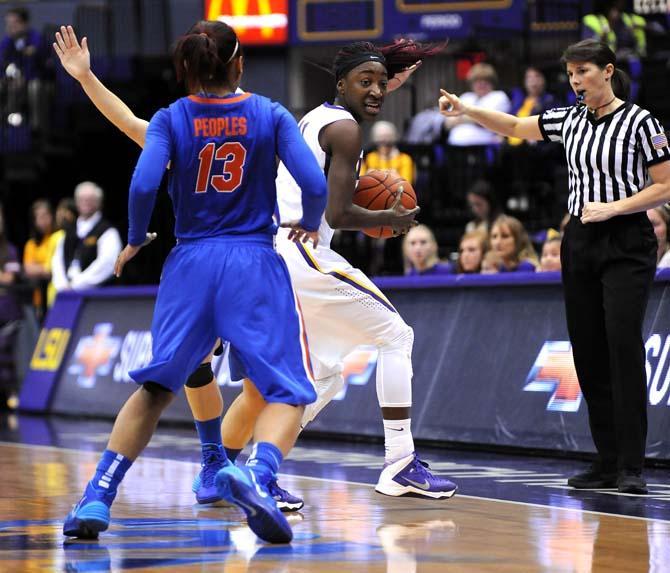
[
  {"left": 275, "top": 103, "right": 359, "bottom": 248},
  {"left": 273, "top": 103, "right": 413, "bottom": 407}
]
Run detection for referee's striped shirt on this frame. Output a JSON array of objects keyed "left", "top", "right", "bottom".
[{"left": 539, "top": 103, "right": 670, "bottom": 216}]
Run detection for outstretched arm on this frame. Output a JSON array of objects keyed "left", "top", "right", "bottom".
[
  {"left": 53, "top": 25, "right": 148, "bottom": 148},
  {"left": 439, "top": 88, "right": 543, "bottom": 141}
]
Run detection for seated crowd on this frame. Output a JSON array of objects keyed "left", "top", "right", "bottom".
[
  {"left": 402, "top": 212, "right": 563, "bottom": 277},
  {"left": 0, "top": 181, "right": 121, "bottom": 410},
  {"left": 399, "top": 201, "right": 670, "bottom": 278}
]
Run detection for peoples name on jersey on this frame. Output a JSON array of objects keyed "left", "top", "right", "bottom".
[{"left": 193, "top": 116, "right": 247, "bottom": 138}]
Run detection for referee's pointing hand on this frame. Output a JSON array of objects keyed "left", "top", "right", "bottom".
[{"left": 581, "top": 201, "right": 618, "bottom": 224}]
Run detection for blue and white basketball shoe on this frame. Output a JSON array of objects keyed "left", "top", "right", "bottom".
[
  {"left": 63, "top": 483, "right": 113, "bottom": 539},
  {"left": 215, "top": 465, "right": 293, "bottom": 543},
  {"left": 375, "top": 453, "right": 458, "bottom": 499},
  {"left": 192, "top": 444, "right": 230, "bottom": 504},
  {"left": 267, "top": 479, "right": 304, "bottom": 512}
]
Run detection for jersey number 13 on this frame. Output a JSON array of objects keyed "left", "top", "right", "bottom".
[{"left": 195, "top": 141, "right": 247, "bottom": 194}]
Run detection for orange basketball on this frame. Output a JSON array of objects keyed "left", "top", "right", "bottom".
[{"left": 353, "top": 170, "right": 417, "bottom": 238}]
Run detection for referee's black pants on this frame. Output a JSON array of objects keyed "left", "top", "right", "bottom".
[{"left": 561, "top": 213, "right": 656, "bottom": 473}]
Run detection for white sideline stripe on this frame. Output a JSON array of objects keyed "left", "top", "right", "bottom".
[{"left": 1, "top": 440, "right": 668, "bottom": 525}]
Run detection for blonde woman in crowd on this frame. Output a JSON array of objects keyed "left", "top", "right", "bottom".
[
  {"left": 646, "top": 206, "right": 670, "bottom": 268},
  {"left": 403, "top": 224, "right": 453, "bottom": 276},
  {"left": 489, "top": 214, "right": 538, "bottom": 272},
  {"left": 456, "top": 230, "right": 488, "bottom": 273}
]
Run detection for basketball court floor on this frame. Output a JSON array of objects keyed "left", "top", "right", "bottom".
[{"left": 1, "top": 414, "right": 668, "bottom": 572}]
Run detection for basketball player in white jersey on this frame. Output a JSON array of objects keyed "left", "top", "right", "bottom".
[
  {"left": 229, "top": 40, "right": 456, "bottom": 500},
  {"left": 54, "top": 27, "right": 457, "bottom": 507}
]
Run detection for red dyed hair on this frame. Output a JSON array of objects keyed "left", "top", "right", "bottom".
[{"left": 332, "top": 40, "right": 445, "bottom": 80}]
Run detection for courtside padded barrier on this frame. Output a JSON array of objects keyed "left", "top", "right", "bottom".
[{"left": 21, "top": 270, "right": 670, "bottom": 460}]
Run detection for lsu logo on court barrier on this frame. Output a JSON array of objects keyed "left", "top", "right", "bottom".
[
  {"left": 524, "top": 341, "right": 582, "bottom": 412},
  {"left": 67, "top": 323, "right": 122, "bottom": 388},
  {"left": 30, "top": 328, "right": 71, "bottom": 371}
]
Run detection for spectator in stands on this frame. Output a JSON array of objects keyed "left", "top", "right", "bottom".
[
  {"left": 0, "top": 203, "right": 22, "bottom": 410},
  {"left": 647, "top": 206, "right": 670, "bottom": 268},
  {"left": 489, "top": 215, "right": 538, "bottom": 272},
  {"left": 583, "top": 0, "right": 646, "bottom": 100},
  {"left": 55, "top": 197, "right": 77, "bottom": 230},
  {"left": 496, "top": 66, "right": 562, "bottom": 212},
  {"left": 404, "top": 105, "right": 445, "bottom": 145},
  {"left": 456, "top": 230, "right": 487, "bottom": 274},
  {"left": 507, "top": 67, "right": 557, "bottom": 146},
  {"left": 23, "top": 200, "right": 58, "bottom": 318},
  {"left": 465, "top": 179, "right": 501, "bottom": 234},
  {"left": 0, "top": 7, "right": 48, "bottom": 130},
  {"left": 539, "top": 236, "right": 562, "bottom": 272},
  {"left": 0, "top": 8, "right": 45, "bottom": 78},
  {"left": 583, "top": 0, "right": 647, "bottom": 58},
  {"left": 481, "top": 250, "right": 502, "bottom": 274},
  {"left": 51, "top": 182, "right": 122, "bottom": 294},
  {"left": 444, "top": 63, "right": 511, "bottom": 147},
  {"left": 362, "top": 121, "right": 415, "bottom": 184},
  {"left": 402, "top": 224, "right": 453, "bottom": 276},
  {"left": 47, "top": 198, "right": 77, "bottom": 306},
  {"left": 441, "top": 64, "right": 511, "bottom": 201}
]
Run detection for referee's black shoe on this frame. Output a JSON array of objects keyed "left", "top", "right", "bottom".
[
  {"left": 617, "top": 470, "right": 648, "bottom": 495},
  {"left": 567, "top": 464, "right": 618, "bottom": 489}
]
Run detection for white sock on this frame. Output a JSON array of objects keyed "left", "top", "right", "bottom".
[{"left": 383, "top": 418, "right": 414, "bottom": 464}]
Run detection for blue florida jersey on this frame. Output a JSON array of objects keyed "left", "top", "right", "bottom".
[{"left": 127, "top": 92, "right": 327, "bottom": 245}]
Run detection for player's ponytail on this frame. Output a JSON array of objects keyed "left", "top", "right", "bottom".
[
  {"left": 173, "top": 21, "right": 241, "bottom": 93},
  {"left": 332, "top": 40, "right": 444, "bottom": 82},
  {"left": 378, "top": 39, "right": 445, "bottom": 79}
]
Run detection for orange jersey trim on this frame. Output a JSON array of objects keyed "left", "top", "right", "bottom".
[{"left": 188, "top": 93, "right": 253, "bottom": 105}]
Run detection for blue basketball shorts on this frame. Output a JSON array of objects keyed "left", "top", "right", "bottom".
[{"left": 130, "top": 235, "right": 316, "bottom": 405}]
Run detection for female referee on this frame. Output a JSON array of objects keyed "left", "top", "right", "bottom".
[{"left": 439, "top": 39, "right": 670, "bottom": 494}]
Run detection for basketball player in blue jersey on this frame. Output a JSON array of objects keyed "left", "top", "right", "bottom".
[
  {"left": 55, "top": 28, "right": 458, "bottom": 508},
  {"left": 57, "top": 21, "right": 327, "bottom": 544}
]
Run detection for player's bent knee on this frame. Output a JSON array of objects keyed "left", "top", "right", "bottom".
[
  {"left": 400, "top": 323, "right": 414, "bottom": 348},
  {"left": 383, "top": 322, "right": 414, "bottom": 353},
  {"left": 185, "top": 363, "right": 214, "bottom": 388},
  {"left": 143, "top": 381, "right": 172, "bottom": 395},
  {"left": 141, "top": 382, "right": 174, "bottom": 407}
]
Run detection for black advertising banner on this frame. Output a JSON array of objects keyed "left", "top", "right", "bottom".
[
  {"left": 304, "top": 275, "right": 670, "bottom": 460},
  {"left": 26, "top": 275, "right": 670, "bottom": 460}
]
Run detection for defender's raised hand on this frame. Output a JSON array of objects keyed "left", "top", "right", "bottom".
[{"left": 53, "top": 25, "right": 90, "bottom": 81}]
